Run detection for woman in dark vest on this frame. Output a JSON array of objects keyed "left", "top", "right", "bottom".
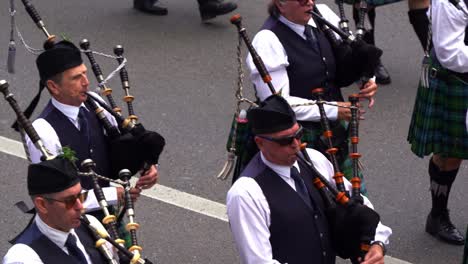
[{"left": 246, "top": 0, "right": 379, "bottom": 194}]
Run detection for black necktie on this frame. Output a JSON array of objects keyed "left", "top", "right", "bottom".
[
  {"left": 304, "top": 24, "right": 320, "bottom": 52},
  {"left": 290, "top": 166, "right": 313, "bottom": 209},
  {"left": 65, "top": 233, "right": 88, "bottom": 264},
  {"left": 78, "top": 107, "right": 90, "bottom": 143}
]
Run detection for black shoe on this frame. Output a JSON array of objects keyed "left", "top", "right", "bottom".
[
  {"left": 425, "top": 211, "right": 465, "bottom": 245},
  {"left": 134, "top": 0, "right": 168, "bottom": 15},
  {"left": 198, "top": 0, "right": 237, "bottom": 22},
  {"left": 375, "top": 61, "right": 391, "bottom": 85}
]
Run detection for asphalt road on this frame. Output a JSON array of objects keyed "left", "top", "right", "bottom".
[{"left": 0, "top": 0, "right": 467, "bottom": 263}]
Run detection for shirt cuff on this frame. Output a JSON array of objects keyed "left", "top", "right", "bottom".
[
  {"left": 323, "top": 102, "right": 339, "bottom": 120},
  {"left": 82, "top": 187, "right": 119, "bottom": 212}
]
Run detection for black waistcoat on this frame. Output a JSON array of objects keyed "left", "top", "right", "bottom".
[
  {"left": 14, "top": 221, "right": 106, "bottom": 264},
  {"left": 39, "top": 101, "right": 111, "bottom": 189},
  {"left": 242, "top": 153, "right": 335, "bottom": 264},
  {"left": 262, "top": 17, "right": 341, "bottom": 102}
]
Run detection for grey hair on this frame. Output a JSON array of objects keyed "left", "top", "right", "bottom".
[{"left": 268, "top": 0, "right": 284, "bottom": 18}]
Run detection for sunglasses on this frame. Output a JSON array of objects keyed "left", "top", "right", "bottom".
[
  {"left": 284, "top": 0, "right": 312, "bottom": 6},
  {"left": 43, "top": 191, "right": 88, "bottom": 210},
  {"left": 257, "top": 126, "right": 304, "bottom": 146}
]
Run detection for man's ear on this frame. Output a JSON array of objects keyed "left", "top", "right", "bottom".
[
  {"left": 33, "top": 196, "right": 48, "bottom": 215},
  {"left": 254, "top": 136, "right": 264, "bottom": 149},
  {"left": 46, "top": 80, "right": 59, "bottom": 97},
  {"left": 275, "top": 0, "right": 285, "bottom": 10}
]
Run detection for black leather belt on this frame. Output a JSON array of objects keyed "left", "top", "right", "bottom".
[{"left": 430, "top": 66, "right": 468, "bottom": 83}]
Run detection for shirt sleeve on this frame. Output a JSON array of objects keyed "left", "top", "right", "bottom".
[
  {"left": 247, "top": 29, "right": 338, "bottom": 121},
  {"left": 226, "top": 177, "right": 282, "bottom": 264},
  {"left": 317, "top": 4, "right": 341, "bottom": 34},
  {"left": 432, "top": 0, "right": 468, "bottom": 73},
  {"left": 25, "top": 118, "right": 62, "bottom": 163},
  {"left": 83, "top": 187, "right": 118, "bottom": 212},
  {"left": 305, "top": 148, "right": 393, "bottom": 244},
  {"left": 2, "top": 243, "right": 43, "bottom": 264}
]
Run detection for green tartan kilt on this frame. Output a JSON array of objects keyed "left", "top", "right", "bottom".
[
  {"left": 340, "top": 0, "right": 403, "bottom": 7},
  {"left": 407, "top": 59, "right": 468, "bottom": 159}
]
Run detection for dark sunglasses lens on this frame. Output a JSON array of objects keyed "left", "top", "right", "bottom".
[
  {"left": 273, "top": 127, "right": 303, "bottom": 146},
  {"left": 275, "top": 136, "right": 294, "bottom": 146},
  {"left": 64, "top": 192, "right": 87, "bottom": 209},
  {"left": 295, "top": 129, "right": 304, "bottom": 139},
  {"left": 79, "top": 191, "right": 88, "bottom": 203},
  {"left": 64, "top": 199, "right": 77, "bottom": 209}
]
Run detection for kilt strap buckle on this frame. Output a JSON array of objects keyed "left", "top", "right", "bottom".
[{"left": 429, "top": 67, "right": 438, "bottom": 79}]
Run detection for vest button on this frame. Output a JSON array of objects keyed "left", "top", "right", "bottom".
[
  {"left": 323, "top": 251, "right": 327, "bottom": 256},
  {"left": 323, "top": 57, "right": 326, "bottom": 61},
  {"left": 90, "top": 148, "right": 93, "bottom": 153}
]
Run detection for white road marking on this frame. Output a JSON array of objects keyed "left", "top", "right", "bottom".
[{"left": 0, "top": 135, "right": 412, "bottom": 264}]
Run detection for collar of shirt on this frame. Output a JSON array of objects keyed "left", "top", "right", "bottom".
[
  {"left": 260, "top": 151, "right": 301, "bottom": 190},
  {"left": 34, "top": 214, "right": 77, "bottom": 252},
  {"left": 51, "top": 98, "right": 88, "bottom": 128},
  {"left": 278, "top": 15, "right": 317, "bottom": 40}
]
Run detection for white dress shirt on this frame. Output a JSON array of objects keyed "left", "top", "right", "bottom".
[
  {"left": 2, "top": 214, "right": 113, "bottom": 264},
  {"left": 24, "top": 93, "right": 119, "bottom": 211},
  {"left": 432, "top": 0, "right": 468, "bottom": 73},
  {"left": 247, "top": 4, "right": 349, "bottom": 122},
  {"left": 226, "top": 148, "right": 392, "bottom": 264}
]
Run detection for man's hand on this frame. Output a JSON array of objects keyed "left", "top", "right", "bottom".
[
  {"left": 337, "top": 102, "right": 365, "bottom": 121},
  {"left": 129, "top": 187, "right": 142, "bottom": 203},
  {"left": 361, "top": 244, "right": 385, "bottom": 264},
  {"left": 135, "top": 165, "right": 159, "bottom": 190},
  {"left": 116, "top": 186, "right": 142, "bottom": 203},
  {"left": 359, "top": 80, "right": 378, "bottom": 108},
  {"left": 117, "top": 186, "right": 124, "bottom": 203}
]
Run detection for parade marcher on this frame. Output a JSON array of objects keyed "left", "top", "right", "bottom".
[
  {"left": 246, "top": 0, "right": 379, "bottom": 193},
  {"left": 3, "top": 157, "right": 115, "bottom": 263},
  {"left": 407, "top": 0, "right": 468, "bottom": 245},
  {"left": 408, "top": 0, "right": 431, "bottom": 50},
  {"left": 24, "top": 40, "right": 159, "bottom": 211},
  {"left": 350, "top": 1, "right": 397, "bottom": 85},
  {"left": 133, "top": 0, "right": 237, "bottom": 21},
  {"left": 227, "top": 95, "right": 391, "bottom": 264}
]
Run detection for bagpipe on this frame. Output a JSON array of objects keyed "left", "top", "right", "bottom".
[
  {"left": 11, "top": 0, "right": 165, "bottom": 177},
  {"left": 308, "top": 7, "right": 382, "bottom": 87},
  {"left": 0, "top": 79, "right": 154, "bottom": 264},
  {"left": 219, "top": 14, "right": 381, "bottom": 262}
]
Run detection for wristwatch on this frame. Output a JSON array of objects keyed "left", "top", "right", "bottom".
[{"left": 371, "top": 241, "right": 387, "bottom": 256}]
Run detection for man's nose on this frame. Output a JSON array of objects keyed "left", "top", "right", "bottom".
[
  {"left": 82, "top": 75, "right": 90, "bottom": 86},
  {"left": 291, "top": 137, "right": 301, "bottom": 148},
  {"left": 74, "top": 197, "right": 84, "bottom": 210}
]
